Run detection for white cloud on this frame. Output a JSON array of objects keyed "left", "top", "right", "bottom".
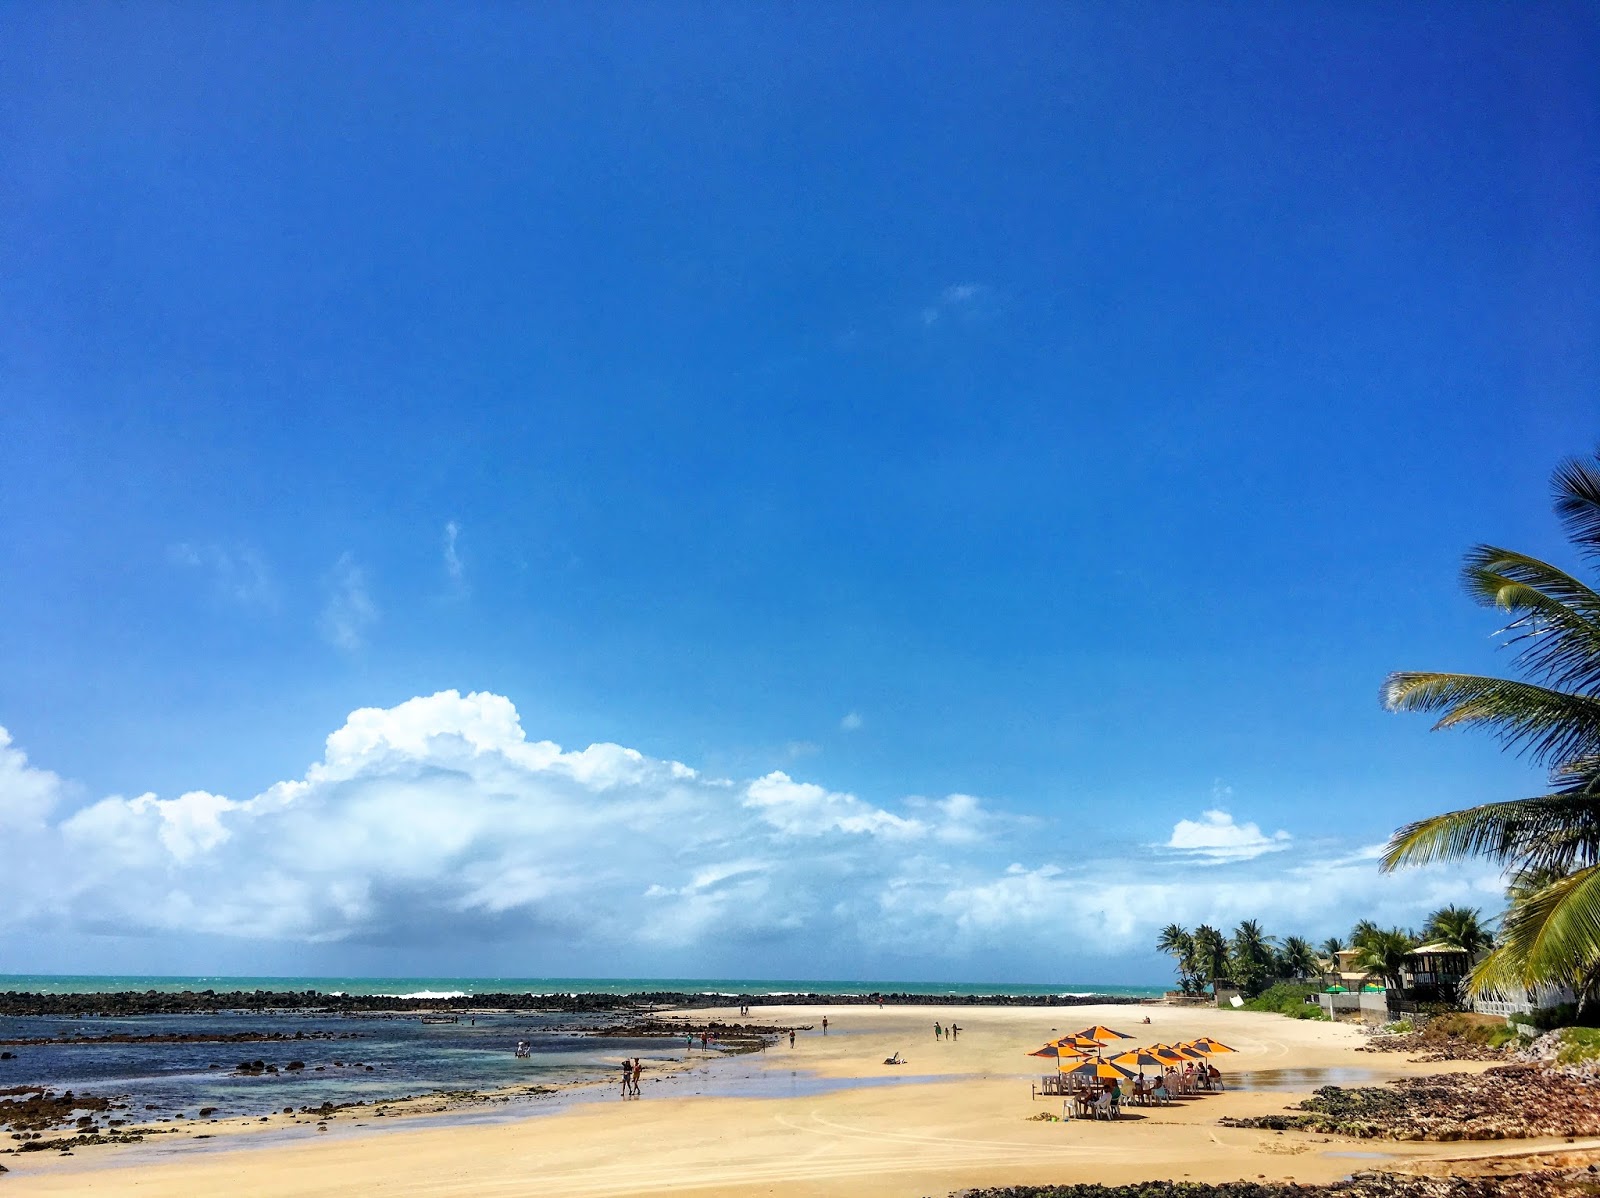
[
  {"left": 0, "top": 695, "right": 1509, "bottom": 970},
  {"left": 320, "top": 553, "right": 378, "bottom": 650},
  {"left": 443, "top": 521, "right": 465, "bottom": 589},
  {"left": 920, "top": 283, "right": 999, "bottom": 327},
  {"left": 840, "top": 711, "right": 864, "bottom": 732},
  {"left": 1165, "top": 809, "right": 1291, "bottom": 863},
  {"left": 168, "top": 543, "right": 276, "bottom": 610}
]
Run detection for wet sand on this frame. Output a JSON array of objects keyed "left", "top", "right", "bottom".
[{"left": 1, "top": 1002, "right": 1572, "bottom": 1197}]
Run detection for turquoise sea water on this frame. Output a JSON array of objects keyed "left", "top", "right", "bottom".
[{"left": 0, "top": 975, "right": 1163, "bottom": 999}]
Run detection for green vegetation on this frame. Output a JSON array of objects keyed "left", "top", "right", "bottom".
[
  {"left": 1552, "top": 1026, "right": 1600, "bottom": 1065},
  {"left": 1418, "top": 1011, "right": 1518, "bottom": 1050},
  {"left": 1382, "top": 448, "right": 1600, "bottom": 1012},
  {"left": 1238, "top": 982, "right": 1328, "bottom": 1019}
]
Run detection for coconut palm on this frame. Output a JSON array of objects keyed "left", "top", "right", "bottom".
[
  {"left": 1423, "top": 905, "right": 1493, "bottom": 956},
  {"left": 1381, "top": 448, "right": 1600, "bottom": 1006},
  {"left": 1353, "top": 928, "right": 1417, "bottom": 992},
  {"left": 1349, "top": 920, "right": 1381, "bottom": 950},
  {"left": 1157, "top": 923, "right": 1199, "bottom": 993},
  {"left": 1193, "top": 925, "right": 1228, "bottom": 992},
  {"left": 1229, "top": 919, "right": 1276, "bottom": 996},
  {"left": 1281, "top": 935, "right": 1319, "bottom": 980},
  {"left": 1320, "top": 936, "right": 1345, "bottom": 961}
]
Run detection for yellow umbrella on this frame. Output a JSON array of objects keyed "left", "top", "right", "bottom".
[{"left": 1074, "top": 1024, "right": 1134, "bottom": 1044}]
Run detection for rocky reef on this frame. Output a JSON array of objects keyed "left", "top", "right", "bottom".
[{"left": 1219, "top": 1065, "right": 1600, "bottom": 1141}]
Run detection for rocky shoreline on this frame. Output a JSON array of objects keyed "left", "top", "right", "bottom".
[
  {"left": 1, "top": 1030, "right": 363, "bottom": 1047},
  {"left": 1220, "top": 1065, "right": 1600, "bottom": 1141},
  {"left": 953, "top": 1171, "right": 1600, "bottom": 1197},
  {"left": 0, "top": 989, "right": 1144, "bottom": 1018}
]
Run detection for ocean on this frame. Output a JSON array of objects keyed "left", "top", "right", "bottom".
[{"left": 0, "top": 975, "right": 1162, "bottom": 999}]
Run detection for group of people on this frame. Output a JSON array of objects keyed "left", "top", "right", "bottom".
[
  {"left": 933, "top": 1022, "right": 960, "bottom": 1041},
  {"left": 618, "top": 1057, "right": 644, "bottom": 1097},
  {"left": 512, "top": 1040, "right": 531, "bottom": 1058}
]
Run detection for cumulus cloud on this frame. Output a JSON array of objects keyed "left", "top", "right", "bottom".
[
  {"left": 1164, "top": 809, "right": 1291, "bottom": 863},
  {"left": 320, "top": 553, "right": 378, "bottom": 650},
  {"left": 0, "top": 694, "right": 1507, "bottom": 969}
]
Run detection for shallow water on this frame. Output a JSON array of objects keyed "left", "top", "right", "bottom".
[
  {"left": 0, "top": 1010, "right": 679, "bottom": 1119},
  {"left": 1234, "top": 1067, "right": 1383, "bottom": 1091}
]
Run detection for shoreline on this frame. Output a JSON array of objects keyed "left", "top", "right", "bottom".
[{"left": 5, "top": 1000, "right": 1568, "bottom": 1198}]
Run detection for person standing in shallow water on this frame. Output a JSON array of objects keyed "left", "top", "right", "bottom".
[{"left": 821, "top": 1016, "right": 828, "bottom": 1034}]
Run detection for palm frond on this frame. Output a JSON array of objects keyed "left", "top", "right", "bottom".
[
  {"left": 1553, "top": 450, "right": 1600, "bottom": 563},
  {"left": 1382, "top": 790, "right": 1600, "bottom": 875},
  {"left": 1461, "top": 545, "right": 1600, "bottom": 692},
  {"left": 1466, "top": 865, "right": 1600, "bottom": 997},
  {"left": 1381, "top": 672, "right": 1600, "bottom": 769}
]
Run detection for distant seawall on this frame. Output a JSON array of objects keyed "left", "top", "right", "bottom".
[{"left": 0, "top": 989, "right": 1148, "bottom": 1017}]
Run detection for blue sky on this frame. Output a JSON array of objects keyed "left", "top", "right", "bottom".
[{"left": 2, "top": 3, "right": 1597, "bottom": 983}]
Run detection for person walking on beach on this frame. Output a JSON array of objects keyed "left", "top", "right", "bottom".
[
  {"left": 788, "top": 1030, "right": 796, "bottom": 1048},
  {"left": 821, "top": 1016, "right": 828, "bottom": 1035},
  {"left": 620, "top": 1059, "right": 632, "bottom": 1097},
  {"left": 950, "top": 1024, "right": 959, "bottom": 1041},
  {"left": 934, "top": 1022, "right": 942, "bottom": 1041},
  {"left": 631, "top": 1057, "right": 643, "bottom": 1096}
]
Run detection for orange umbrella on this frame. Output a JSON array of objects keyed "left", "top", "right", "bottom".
[
  {"left": 1145, "top": 1046, "right": 1191, "bottom": 1066},
  {"left": 1109, "top": 1049, "right": 1168, "bottom": 1070},
  {"left": 1189, "top": 1037, "right": 1237, "bottom": 1054},
  {"left": 1064, "top": 1058, "right": 1137, "bottom": 1082},
  {"left": 1176, "top": 1040, "right": 1214, "bottom": 1056},
  {"left": 1048, "top": 1034, "right": 1106, "bottom": 1052},
  {"left": 1074, "top": 1025, "right": 1134, "bottom": 1043},
  {"left": 1028, "top": 1043, "right": 1093, "bottom": 1061}
]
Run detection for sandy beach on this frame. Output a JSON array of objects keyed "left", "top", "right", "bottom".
[{"left": 5, "top": 1002, "right": 1578, "bottom": 1198}]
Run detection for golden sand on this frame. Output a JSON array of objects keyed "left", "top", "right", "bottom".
[{"left": 3, "top": 1002, "right": 1581, "bottom": 1197}]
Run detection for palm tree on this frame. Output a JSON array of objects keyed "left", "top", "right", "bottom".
[
  {"left": 1193, "top": 925, "right": 1228, "bottom": 993},
  {"left": 1423, "top": 905, "right": 1493, "bottom": 956},
  {"left": 1353, "top": 928, "right": 1417, "bottom": 992},
  {"left": 1320, "top": 935, "right": 1345, "bottom": 961},
  {"left": 1281, "top": 935, "right": 1319, "bottom": 980},
  {"left": 1349, "top": 920, "right": 1381, "bottom": 950},
  {"left": 1157, "top": 924, "right": 1198, "bottom": 993},
  {"left": 1229, "top": 919, "right": 1276, "bottom": 996},
  {"left": 1381, "top": 449, "right": 1600, "bottom": 1008}
]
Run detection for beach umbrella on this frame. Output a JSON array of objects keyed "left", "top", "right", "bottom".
[
  {"left": 1189, "top": 1037, "right": 1236, "bottom": 1054},
  {"left": 1108, "top": 1049, "right": 1168, "bottom": 1070},
  {"left": 1176, "top": 1040, "right": 1214, "bottom": 1056},
  {"left": 1148, "top": 1045, "right": 1201, "bottom": 1065},
  {"left": 1074, "top": 1025, "right": 1134, "bottom": 1043},
  {"left": 1047, "top": 1034, "right": 1106, "bottom": 1052},
  {"left": 1064, "top": 1058, "right": 1137, "bottom": 1082},
  {"left": 1028, "top": 1043, "right": 1093, "bottom": 1061}
]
